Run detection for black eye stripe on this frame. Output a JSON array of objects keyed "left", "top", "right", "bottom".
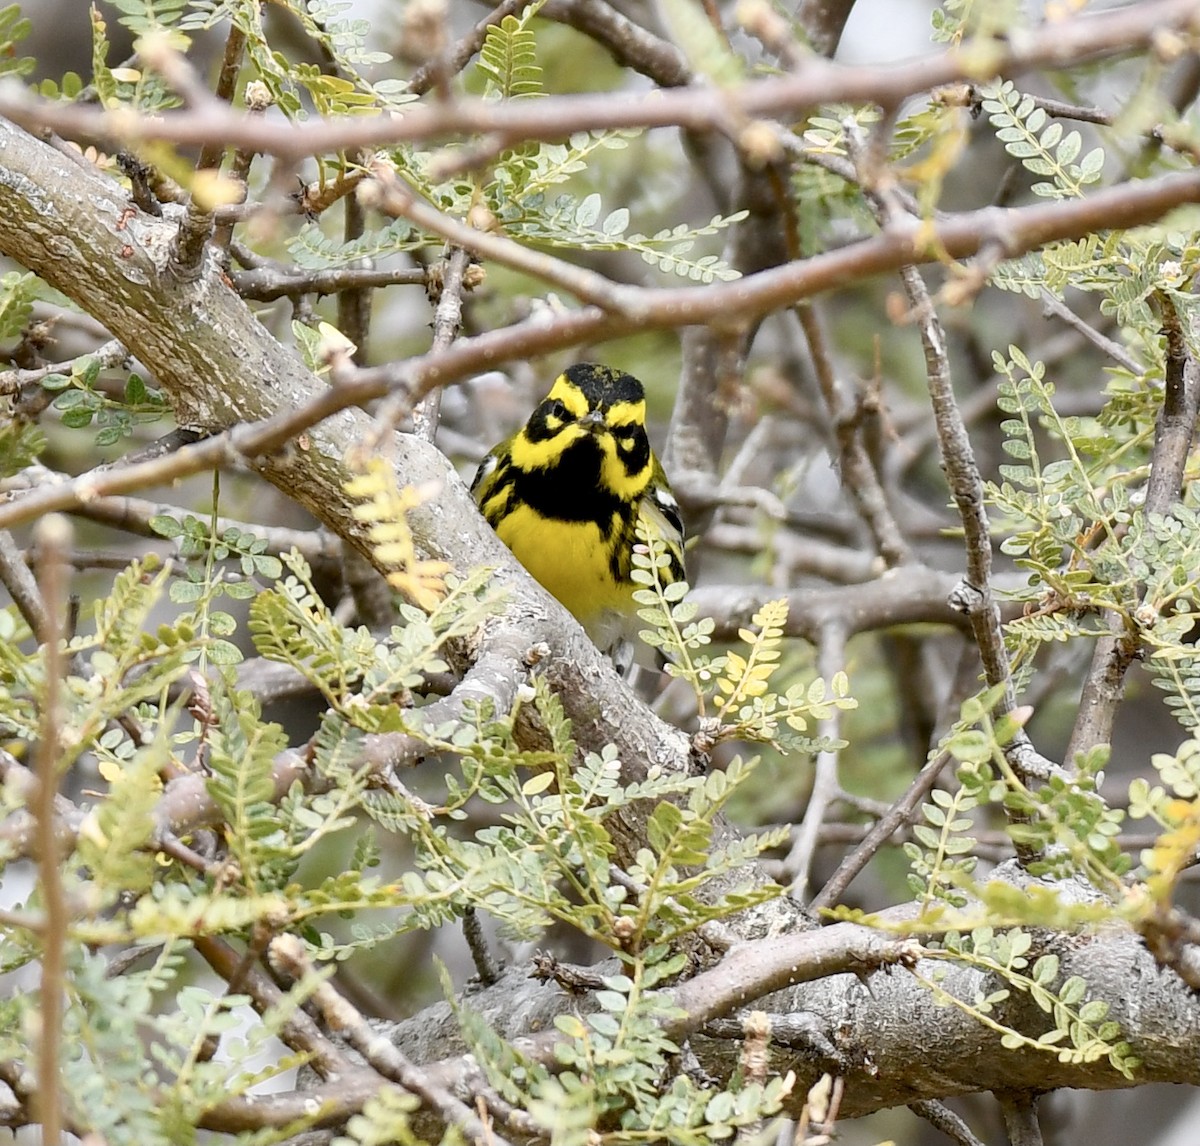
[
  {"left": 614, "top": 428, "right": 650, "bottom": 475},
  {"left": 525, "top": 397, "right": 578, "bottom": 440}
]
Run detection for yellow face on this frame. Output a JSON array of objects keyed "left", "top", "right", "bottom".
[
  {"left": 470, "top": 362, "right": 682, "bottom": 650},
  {"left": 510, "top": 372, "right": 652, "bottom": 501}
]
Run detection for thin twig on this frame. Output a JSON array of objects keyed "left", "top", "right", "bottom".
[
  {"left": 408, "top": 0, "right": 537, "bottom": 96},
  {"left": 1142, "top": 299, "right": 1200, "bottom": 516},
  {"left": 793, "top": 303, "right": 912, "bottom": 567},
  {"left": 61, "top": 489, "right": 343, "bottom": 566},
  {"left": 845, "top": 117, "right": 1058, "bottom": 785},
  {"left": 462, "top": 907, "right": 501, "bottom": 986},
  {"left": 542, "top": 0, "right": 690, "bottom": 87},
  {"left": 1065, "top": 296, "right": 1200, "bottom": 765},
  {"left": 211, "top": 86, "right": 271, "bottom": 255},
  {"left": 166, "top": 24, "right": 247, "bottom": 278},
  {"left": 688, "top": 565, "right": 1028, "bottom": 644},
  {"left": 782, "top": 620, "right": 849, "bottom": 899},
  {"left": 810, "top": 748, "right": 952, "bottom": 911},
  {"left": 0, "top": 338, "right": 127, "bottom": 396},
  {"left": 910, "top": 1099, "right": 987, "bottom": 1146},
  {"left": 0, "top": 750, "right": 86, "bottom": 864},
  {"left": 0, "top": 1059, "right": 81, "bottom": 1138},
  {"left": 232, "top": 264, "right": 427, "bottom": 301},
  {"left": 1039, "top": 290, "right": 1142, "bottom": 375},
  {"left": 0, "top": 529, "right": 48, "bottom": 635},
  {"left": 411, "top": 246, "right": 470, "bottom": 443},
  {"left": 795, "top": 0, "right": 858, "bottom": 57},
  {"left": 3, "top": 165, "right": 1200, "bottom": 533},
  {"left": 33, "top": 514, "right": 71, "bottom": 1146},
  {"left": 193, "top": 935, "right": 358, "bottom": 1080},
  {"left": 705, "top": 522, "right": 879, "bottom": 584},
  {"left": 7, "top": 0, "right": 1192, "bottom": 158},
  {"left": 366, "top": 163, "right": 639, "bottom": 315},
  {"left": 337, "top": 167, "right": 372, "bottom": 366}
]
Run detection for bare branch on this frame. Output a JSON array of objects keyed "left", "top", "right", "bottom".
[
  {"left": 411, "top": 245, "right": 470, "bottom": 443},
  {"left": 689, "top": 566, "right": 1026, "bottom": 644},
  {"left": 793, "top": 303, "right": 912, "bottom": 567},
  {"left": 270, "top": 934, "right": 514, "bottom": 1146},
  {"left": 1, "top": 115, "right": 1197, "bottom": 546},
  {"left": 32, "top": 514, "right": 70, "bottom": 1146},
  {"left": 796, "top": 0, "right": 861, "bottom": 57},
  {"left": 1039, "top": 290, "right": 1144, "bottom": 375},
  {"left": 231, "top": 264, "right": 427, "bottom": 302},
  {"left": 782, "top": 621, "right": 850, "bottom": 899},
  {"left": 910, "top": 1099, "right": 988, "bottom": 1146},
  {"left": 194, "top": 934, "right": 358, "bottom": 1080},
  {"left": 996, "top": 1091, "right": 1045, "bottom": 1146},
  {"left": 542, "top": 0, "right": 691, "bottom": 87},
  {"left": 4, "top": 0, "right": 1191, "bottom": 157},
  {"left": 810, "top": 747, "right": 953, "bottom": 911},
  {"left": 407, "top": 0, "right": 538, "bottom": 97},
  {"left": 0, "top": 530, "right": 47, "bottom": 636}
]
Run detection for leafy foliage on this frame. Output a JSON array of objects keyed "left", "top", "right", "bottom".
[
  {"left": 360, "top": 675, "right": 786, "bottom": 951},
  {"left": 451, "top": 948, "right": 793, "bottom": 1146},
  {"left": 634, "top": 525, "right": 856, "bottom": 752},
  {"left": 478, "top": 11, "right": 543, "bottom": 100},
  {"left": 44, "top": 360, "right": 168, "bottom": 445},
  {"left": 930, "top": 0, "right": 1023, "bottom": 44},
  {"left": 0, "top": 3, "right": 32, "bottom": 78},
  {"left": 981, "top": 82, "right": 1105, "bottom": 200},
  {"left": 0, "top": 492, "right": 803, "bottom": 1140},
  {"left": 919, "top": 928, "right": 1139, "bottom": 1079},
  {"left": 0, "top": 416, "right": 44, "bottom": 478},
  {"left": 346, "top": 458, "right": 456, "bottom": 611},
  {"left": 288, "top": 216, "right": 418, "bottom": 269}
]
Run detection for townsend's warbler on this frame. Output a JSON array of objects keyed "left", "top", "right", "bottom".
[{"left": 471, "top": 363, "right": 686, "bottom": 656}]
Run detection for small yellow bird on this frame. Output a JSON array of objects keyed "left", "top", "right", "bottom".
[{"left": 471, "top": 363, "right": 686, "bottom": 655}]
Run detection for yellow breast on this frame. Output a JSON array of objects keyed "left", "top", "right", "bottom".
[{"left": 494, "top": 503, "right": 632, "bottom": 630}]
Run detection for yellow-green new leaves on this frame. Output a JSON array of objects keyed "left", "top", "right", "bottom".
[
  {"left": 714, "top": 598, "right": 788, "bottom": 707},
  {"left": 710, "top": 602, "right": 855, "bottom": 751},
  {"left": 1130, "top": 740, "right": 1200, "bottom": 906},
  {"left": 346, "top": 457, "right": 452, "bottom": 611},
  {"left": 633, "top": 529, "right": 856, "bottom": 752},
  {"left": 249, "top": 551, "right": 382, "bottom": 704},
  {"left": 478, "top": 11, "right": 543, "bottom": 100},
  {"left": 76, "top": 734, "right": 164, "bottom": 903}
]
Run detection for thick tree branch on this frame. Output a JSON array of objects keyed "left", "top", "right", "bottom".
[{"left": 363, "top": 873, "right": 1200, "bottom": 1127}]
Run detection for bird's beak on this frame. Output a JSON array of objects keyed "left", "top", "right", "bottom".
[{"left": 580, "top": 409, "right": 606, "bottom": 431}]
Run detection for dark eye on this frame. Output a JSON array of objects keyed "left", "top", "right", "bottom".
[{"left": 543, "top": 398, "right": 569, "bottom": 422}]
